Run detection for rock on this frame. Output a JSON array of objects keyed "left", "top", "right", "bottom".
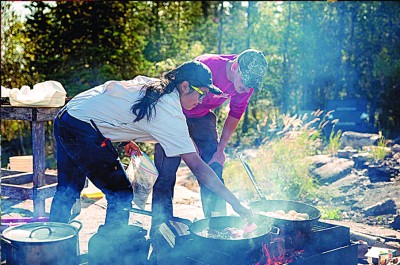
[
  {"left": 352, "top": 153, "right": 372, "bottom": 169},
  {"left": 393, "top": 144, "right": 400, "bottom": 153},
  {"left": 341, "top": 131, "right": 380, "bottom": 149},
  {"left": 393, "top": 152, "right": 400, "bottom": 163},
  {"left": 357, "top": 240, "right": 369, "bottom": 258},
  {"left": 330, "top": 173, "right": 363, "bottom": 193},
  {"left": 338, "top": 148, "right": 358, "bottom": 159},
  {"left": 308, "top": 154, "right": 335, "bottom": 167},
  {"left": 350, "top": 193, "right": 367, "bottom": 210},
  {"left": 331, "top": 194, "right": 347, "bottom": 204},
  {"left": 311, "top": 157, "right": 354, "bottom": 183},
  {"left": 363, "top": 199, "right": 397, "bottom": 216},
  {"left": 389, "top": 215, "right": 400, "bottom": 230},
  {"left": 367, "top": 164, "right": 393, "bottom": 182},
  {"left": 386, "top": 241, "right": 400, "bottom": 249},
  {"left": 342, "top": 211, "right": 350, "bottom": 219}
]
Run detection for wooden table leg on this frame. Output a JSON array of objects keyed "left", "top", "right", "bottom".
[{"left": 32, "top": 119, "right": 46, "bottom": 217}]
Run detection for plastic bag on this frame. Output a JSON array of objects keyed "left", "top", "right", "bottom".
[
  {"left": 8, "top": 80, "right": 66, "bottom": 107},
  {"left": 126, "top": 152, "right": 158, "bottom": 209}
]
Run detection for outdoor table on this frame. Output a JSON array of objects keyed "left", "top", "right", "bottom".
[{"left": 1, "top": 105, "right": 61, "bottom": 217}]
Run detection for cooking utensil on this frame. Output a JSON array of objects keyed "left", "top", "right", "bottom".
[
  {"left": 237, "top": 152, "right": 267, "bottom": 201},
  {"left": 236, "top": 152, "right": 321, "bottom": 233},
  {"left": 1, "top": 220, "right": 82, "bottom": 265},
  {"left": 189, "top": 215, "right": 277, "bottom": 253},
  {"left": 128, "top": 208, "right": 277, "bottom": 252}
]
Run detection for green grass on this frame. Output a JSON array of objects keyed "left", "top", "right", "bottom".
[
  {"left": 225, "top": 110, "right": 346, "bottom": 206},
  {"left": 369, "top": 131, "right": 390, "bottom": 162},
  {"left": 226, "top": 112, "right": 327, "bottom": 202},
  {"left": 319, "top": 207, "right": 342, "bottom": 220},
  {"left": 224, "top": 110, "right": 350, "bottom": 205},
  {"left": 326, "top": 128, "right": 342, "bottom": 156}
]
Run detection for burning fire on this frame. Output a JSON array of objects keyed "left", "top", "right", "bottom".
[{"left": 254, "top": 237, "right": 304, "bottom": 265}]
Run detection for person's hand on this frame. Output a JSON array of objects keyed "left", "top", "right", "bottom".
[
  {"left": 232, "top": 203, "right": 253, "bottom": 221},
  {"left": 207, "top": 148, "right": 226, "bottom": 166},
  {"left": 124, "top": 141, "right": 142, "bottom": 156}
]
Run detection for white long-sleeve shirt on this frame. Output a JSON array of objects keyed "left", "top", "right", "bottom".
[{"left": 66, "top": 76, "right": 196, "bottom": 157}]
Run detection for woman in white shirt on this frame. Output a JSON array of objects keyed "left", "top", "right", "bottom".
[{"left": 49, "top": 61, "right": 251, "bottom": 227}]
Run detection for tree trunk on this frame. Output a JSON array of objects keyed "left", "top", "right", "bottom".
[
  {"left": 282, "top": 1, "right": 291, "bottom": 114},
  {"left": 201, "top": 1, "right": 210, "bottom": 18},
  {"left": 241, "top": 1, "right": 254, "bottom": 135},
  {"left": 217, "top": 1, "right": 223, "bottom": 54},
  {"left": 334, "top": 2, "right": 346, "bottom": 98}
]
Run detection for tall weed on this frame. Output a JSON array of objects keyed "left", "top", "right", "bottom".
[
  {"left": 326, "top": 128, "right": 342, "bottom": 156},
  {"left": 225, "top": 110, "right": 341, "bottom": 203},
  {"left": 369, "top": 131, "right": 389, "bottom": 162}
]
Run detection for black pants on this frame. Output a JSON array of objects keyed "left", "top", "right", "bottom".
[
  {"left": 151, "top": 112, "right": 226, "bottom": 231},
  {"left": 50, "top": 110, "right": 132, "bottom": 226}
]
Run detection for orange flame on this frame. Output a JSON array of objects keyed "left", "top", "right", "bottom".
[{"left": 254, "top": 237, "right": 304, "bottom": 265}]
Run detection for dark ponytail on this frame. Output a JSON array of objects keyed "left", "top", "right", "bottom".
[{"left": 131, "top": 69, "right": 178, "bottom": 122}]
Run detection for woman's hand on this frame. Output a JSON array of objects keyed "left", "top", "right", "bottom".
[
  {"left": 124, "top": 141, "right": 142, "bottom": 156},
  {"left": 232, "top": 203, "right": 253, "bottom": 221}
]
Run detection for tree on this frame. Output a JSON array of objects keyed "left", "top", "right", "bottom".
[
  {"left": 1, "top": 1, "right": 39, "bottom": 88},
  {"left": 23, "top": 1, "right": 147, "bottom": 96},
  {"left": 1, "top": 2, "right": 36, "bottom": 166}
]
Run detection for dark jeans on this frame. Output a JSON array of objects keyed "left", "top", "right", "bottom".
[
  {"left": 50, "top": 110, "right": 132, "bottom": 226},
  {"left": 151, "top": 112, "right": 226, "bottom": 232}
]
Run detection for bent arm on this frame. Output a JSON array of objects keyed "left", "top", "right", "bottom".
[
  {"left": 181, "top": 152, "right": 250, "bottom": 218},
  {"left": 219, "top": 115, "right": 240, "bottom": 151},
  {"left": 209, "top": 115, "right": 240, "bottom": 166}
]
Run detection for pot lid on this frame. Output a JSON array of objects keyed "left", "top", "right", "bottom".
[{"left": 2, "top": 222, "right": 78, "bottom": 243}]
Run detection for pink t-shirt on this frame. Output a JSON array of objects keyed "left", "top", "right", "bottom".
[{"left": 183, "top": 54, "right": 254, "bottom": 119}]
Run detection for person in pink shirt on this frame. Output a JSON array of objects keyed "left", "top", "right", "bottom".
[{"left": 151, "top": 49, "right": 267, "bottom": 230}]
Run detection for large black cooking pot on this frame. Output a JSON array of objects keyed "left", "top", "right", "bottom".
[
  {"left": 190, "top": 215, "right": 277, "bottom": 253},
  {"left": 88, "top": 224, "right": 149, "bottom": 265},
  {"left": 249, "top": 199, "right": 321, "bottom": 233},
  {"left": 237, "top": 153, "right": 321, "bottom": 233},
  {"left": 1, "top": 220, "right": 82, "bottom": 265},
  {"left": 129, "top": 208, "right": 276, "bottom": 253}
]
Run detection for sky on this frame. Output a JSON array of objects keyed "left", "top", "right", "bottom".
[
  {"left": 9, "top": 1, "right": 32, "bottom": 17},
  {"left": 9, "top": 1, "right": 56, "bottom": 18}
]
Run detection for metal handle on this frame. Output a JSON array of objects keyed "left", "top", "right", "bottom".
[
  {"left": 1, "top": 237, "right": 18, "bottom": 249},
  {"left": 236, "top": 152, "right": 267, "bottom": 200},
  {"left": 68, "top": 220, "right": 83, "bottom": 233},
  {"left": 29, "top": 226, "right": 53, "bottom": 238},
  {"left": 270, "top": 226, "right": 280, "bottom": 236}
]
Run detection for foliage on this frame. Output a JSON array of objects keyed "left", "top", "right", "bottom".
[
  {"left": 226, "top": 113, "right": 325, "bottom": 203},
  {"left": 223, "top": 159, "right": 259, "bottom": 201},
  {"left": 368, "top": 131, "right": 390, "bottom": 162},
  {"left": 319, "top": 207, "right": 342, "bottom": 221},
  {"left": 2, "top": 1, "right": 400, "bottom": 167},
  {"left": 22, "top": 1, "right": 142, "bottom": 96},
  {"left": 225, "top": 110, "right": 351, "bottom": 204},
  {"left": 0, "top": 120, "right": 31, "bottom": 166},
  {"left": 326, "top": 128, "right": 342, "bottom": 156},
  {"left": 1, "top": 2, "right": 39, "bottom": 88}
]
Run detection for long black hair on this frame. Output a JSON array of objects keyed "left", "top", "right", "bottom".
[{"left": 131, "top": 69, "right": 179, "bottom": 122}]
